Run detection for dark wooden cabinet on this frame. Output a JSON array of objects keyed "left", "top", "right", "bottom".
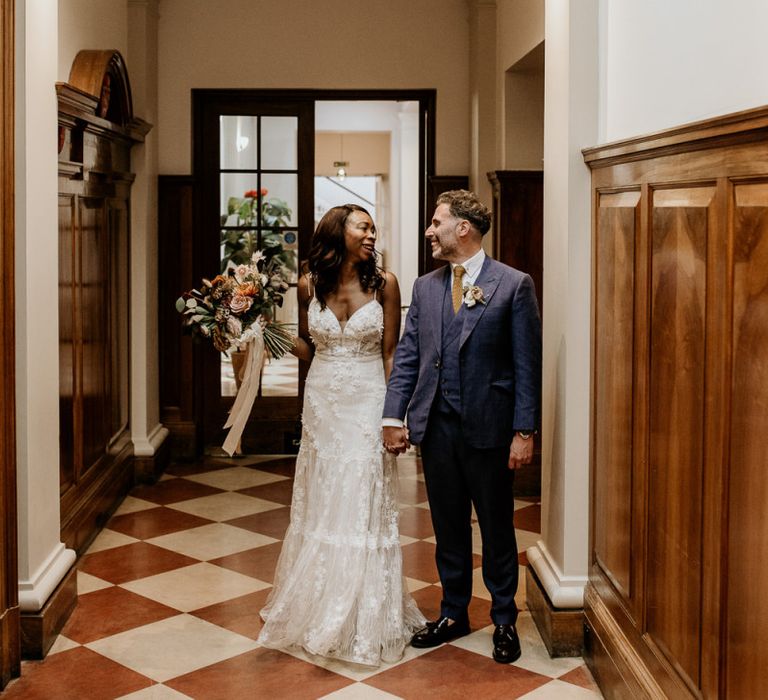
[
  {"left": 57, "top": 51, "right": 150, "bottom": 552},
  {"left": 584, "top": 106, "right": 768, "bottom": 698}
]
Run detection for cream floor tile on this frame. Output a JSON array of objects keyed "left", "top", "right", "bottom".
[
  {"left": 166, "top": 491, "right": 282, "bottom": 521},
  {"left": 519, "top": 679, "right": 603, "bottom": 699},
  {"left": 77, "top": 570, "right": 114, "bottom": 594},
  {"left": 517, "top": 529, "right": 542, "bottom": 552},
  {"left": 512, "top": 613, "right": 585, "bottom": 678},
  {"left": 450, "top": 614, "right": 584, "bottom": 679},
  {"left": 147, "top": 522, "right": 277, "bottom": 560},
  {"left": 284, "top": 640, "right": 434, "bottom": 682},
  {"left": 185, "top": 466, "right": 288, "bottom": 490},
  {"left": 86, "top": 614, "right": 257, "bottom": 683},
  {"left": 158, "top": 474, "right": 177, "bottom": 482},
  {"left": 208, "top": 454, "right": 295, "bottom": 467},
  {"left": 320, "top": 683, "right": 403, "bottom": 699},
  {"left": 471, "top": 567, "right": 492, "bottom": 601},
  {"left": 516, "top": 564, "right": 528, "bottom": 609},
  {"left": 114, "top": 496, "right": 158, "bottom": 515},
  {"left": 399, "top": 534, "right": 419, "bottom": 546},
  {"left": 404, "top": 576, "right": 430, "bottom": 593},
  {"left": 514, "top": 499, "right": 537, "bottom": 511},
  {"left": 47, "top": 634, "right": 80, "bottom": 655},
  {"left": 120, "top": 562, "right": 270, "bottom": 612},
  {"left": 117, "top": 684, "right": 193, "bottom": 700},
  {"left": 85, "top": 528, "right": 140, "bottom": 554}
]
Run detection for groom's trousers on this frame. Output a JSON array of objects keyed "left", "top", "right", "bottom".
[{"left": 419, "top": 395, "right": 519, "bottom": 626}]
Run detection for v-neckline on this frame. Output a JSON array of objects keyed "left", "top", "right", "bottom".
[{"left": 316, "top": 297, "right": 377, "bottom": 334}]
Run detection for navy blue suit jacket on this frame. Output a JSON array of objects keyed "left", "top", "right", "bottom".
[{"left": 383, "top": 256, "right": 541, "bottom": 449}]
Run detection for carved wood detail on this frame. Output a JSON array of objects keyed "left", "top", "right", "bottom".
[
  {"left": 585, "top": 107, "right": 768, "bottom": 698},
  {"left": 57, "top": 54, "right": 151, "bottom": 554}
]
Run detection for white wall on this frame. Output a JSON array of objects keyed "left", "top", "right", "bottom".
[
  {"left": 600, "top": 0, "right": 768, "bottom": 143},
  {"left": 157, "top": 0, "right": 470, "bottom": 177},
  {"left": 17, "top": 0, "right": 76, "bottom": 611},
  {"left": 58, "top": 0, "right": 128, "bottom": 80}
]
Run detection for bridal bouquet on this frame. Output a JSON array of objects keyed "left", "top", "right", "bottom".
[{"left": 175, "top": 248, "right": 294, "bottom": 359}]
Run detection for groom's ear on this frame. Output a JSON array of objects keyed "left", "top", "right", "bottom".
[{"left": 456, "top": 219, "right": 472, "bottom": 238}]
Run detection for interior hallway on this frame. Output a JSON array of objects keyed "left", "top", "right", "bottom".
[{"left": 3, "top": 452, "right": 600, "bottom": 699}]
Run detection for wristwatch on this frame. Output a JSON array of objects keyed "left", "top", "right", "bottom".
[{"left": 516, "top": 431, "right": 534, "bottom": 440}]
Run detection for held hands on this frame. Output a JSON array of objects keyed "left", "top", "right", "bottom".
[
  {"left": 508, "top": 433, "right": 534, "bottom": 470},
  {"left": 383, "top": 426, "right": 410, "bottom": 455}
]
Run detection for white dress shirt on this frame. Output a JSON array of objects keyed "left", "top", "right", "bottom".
[{"left": 383, "top": 248, "right": 486, "bottom": 429}]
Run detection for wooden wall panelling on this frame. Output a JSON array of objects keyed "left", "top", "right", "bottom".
[
  {"left": 0, "top": 0, "right": 19, "bottom": 686},
  {"left": 583, "top": 105, "right": 768, "bottom": 699},
  {"left": 725, "top": 179, "right": 768, "bottom": 699},
  {"left": 158, "top": 175, "right": 198, "bottom": 457},
  {"left": 592, "top": 190, "right": 638, "bottom": 609}
]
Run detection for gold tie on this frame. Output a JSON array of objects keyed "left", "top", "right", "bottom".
[{"left": 452, "top": 265, "right": 466, "bottom": 313}]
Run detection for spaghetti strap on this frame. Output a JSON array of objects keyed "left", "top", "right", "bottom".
[{"left": 306, "top": 273, "right": 315, "bottom": 299}]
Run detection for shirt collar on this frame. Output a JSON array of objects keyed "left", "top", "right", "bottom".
[{"left": 451, "top": 248, "right": 485, "bottom": 283}]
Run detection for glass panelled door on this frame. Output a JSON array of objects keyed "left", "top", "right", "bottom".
[
  {"left": 196, "top": 95, "right": 314, "bottom": 451},
  {"left": 219, "top": 115, "right": 301, "bottom": 398}
]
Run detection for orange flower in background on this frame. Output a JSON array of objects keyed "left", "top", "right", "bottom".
[
  {"left": 237, "top": 282, "right": 259, "bottom": 297},
  {"left": 244, "top": 188, "right": 268, "bottom": 199}
]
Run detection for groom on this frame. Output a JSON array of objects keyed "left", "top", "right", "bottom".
[{"left": 382, "top": 190, "right": 541, "bottom": 664}]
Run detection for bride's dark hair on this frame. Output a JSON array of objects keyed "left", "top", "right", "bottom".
[{"left": 306, "top": 204, "right": 386, "bottom": 308}]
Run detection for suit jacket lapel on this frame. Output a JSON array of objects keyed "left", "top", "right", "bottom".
[
  {"left": 460, "top": 257, "right": 501, "bottom": 349},
  {"left": 429, "top": 265, "right": 450, "bottom": 354}
]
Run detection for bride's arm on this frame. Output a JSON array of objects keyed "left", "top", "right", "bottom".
[
  {"left": 381, "top": 271, "right": 402, "bottom": 383},
  {"left": 291, "top": 274, "right": 314, "bottom": 362}
]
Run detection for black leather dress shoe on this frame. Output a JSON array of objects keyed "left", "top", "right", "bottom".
[
  {"left": 411, "top": 616, "right": 471, "bottom": 648},
  {"left": 492, "top": 624, "right": 521, "bottom": 663}
]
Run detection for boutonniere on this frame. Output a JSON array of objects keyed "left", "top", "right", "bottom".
[{"left": 463, "top": 285, "right": 486, "bottom": 308}]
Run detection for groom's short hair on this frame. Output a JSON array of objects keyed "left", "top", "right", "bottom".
[{"left": 436, "top": 190, "right": 491, "bottom": 235}]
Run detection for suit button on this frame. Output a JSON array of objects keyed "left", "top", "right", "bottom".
[{"left": 434, "top": 360, "right": 441, "bottom": 369}]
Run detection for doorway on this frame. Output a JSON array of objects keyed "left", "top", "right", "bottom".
[{"left": 191, "top": 89, "right": 435, "bottom": 453}]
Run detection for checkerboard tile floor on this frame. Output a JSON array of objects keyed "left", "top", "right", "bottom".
[{"left": 4, "top": 454, "right": 602, "bottom": 699}]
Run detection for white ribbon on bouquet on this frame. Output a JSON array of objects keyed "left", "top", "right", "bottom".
[{"left": 222, "top": 325, "right": 265, "bottom": 456}]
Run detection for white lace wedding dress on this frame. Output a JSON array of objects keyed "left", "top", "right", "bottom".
[{"left": 257, "top": 296, "right": 425, "bottom": 666}]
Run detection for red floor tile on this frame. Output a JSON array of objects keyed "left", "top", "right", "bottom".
[
  {"left": 61, "top": 586, "right": 179, "bottom": 644},
  {"left": 559, "top": 664, "right": 601, "bottom": 691},
  {"left": 130, "top": 478, "right": 225, "bottom": 505},
  {"left": 365, "top": 644, "right": 550, "bottom": 699},
  {"left": 79, "top": 542, "right": 199, "bottom": 585},
  {"left": 3, "top": 647, "right": 152, "bottom": 700},
  {"left": 190, "top": 589, "right": 272, "bottom": 640},
  {"left": 398, "top": 479, "right": 429, "bottom": 505},
  {"left": 225, "top": 507, "right": 291, "bottom": 540},
  {"left": 514, "top": 504, "right": 541, "bottom": 533},
  {"left": 398, "top": 505, "right": 435, "bottom": 539},
  {"left": 165, "top": 648, "right": 352, "bottom": 700},
  {"left": 166, "top": 461, "right": 240, "bottom": 477},
  {"left": 107, "top": 506, "right": 213, "bottom": 540},
  {"left": 209, "top": 542, "right": 283, "bottom": 583},
  {"left": 236, "top": 478, "right": 295, "bottom": 505},
  {"left": 245, "top": 457, "right": 297, "bottom": 477}
]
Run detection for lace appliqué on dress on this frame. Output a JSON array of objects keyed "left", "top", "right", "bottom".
[{"left": 257, "top": 297, "right": 425, "bottom": 666}]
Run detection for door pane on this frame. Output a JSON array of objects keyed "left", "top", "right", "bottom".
[
  {"left": 261, "top": 116, "right": 298, "bottom": 169},
  {"left": 220, "top": 173, "right": 262, "bottom": 225},
  {"left": 220, "top": 116, "right": 259, "bottom": 170},
  {"left": 261, "top": 173, "right": 297, "bottom": 226}
]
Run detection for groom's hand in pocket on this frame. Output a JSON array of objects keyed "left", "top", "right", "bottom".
[{"left": 383, "top": 426, "right": 410, "bottom": 455}]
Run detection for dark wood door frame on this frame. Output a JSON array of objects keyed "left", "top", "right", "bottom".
[
  {"left": 191, "top": 88, "right": 436, "bottom": 450},
  {"left": 0, "top": 0, "right": 19, "bottom": 687}
]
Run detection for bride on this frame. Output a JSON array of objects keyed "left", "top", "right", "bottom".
[{"left": 257, "top": 204, "right": 425, "bottom": 665}]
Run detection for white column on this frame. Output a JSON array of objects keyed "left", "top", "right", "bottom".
[
  {"left": 468, "top": 0, "right": 497, "bottom": 250},
  {"left": 15, "top": 0, "right": 76, "bottom": 611},
  {"left": 527, "top": 0, "right": 599, "bottom": 608},
  {"left": 127, "top": 0, "right": 167, "bottom": 457}
]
